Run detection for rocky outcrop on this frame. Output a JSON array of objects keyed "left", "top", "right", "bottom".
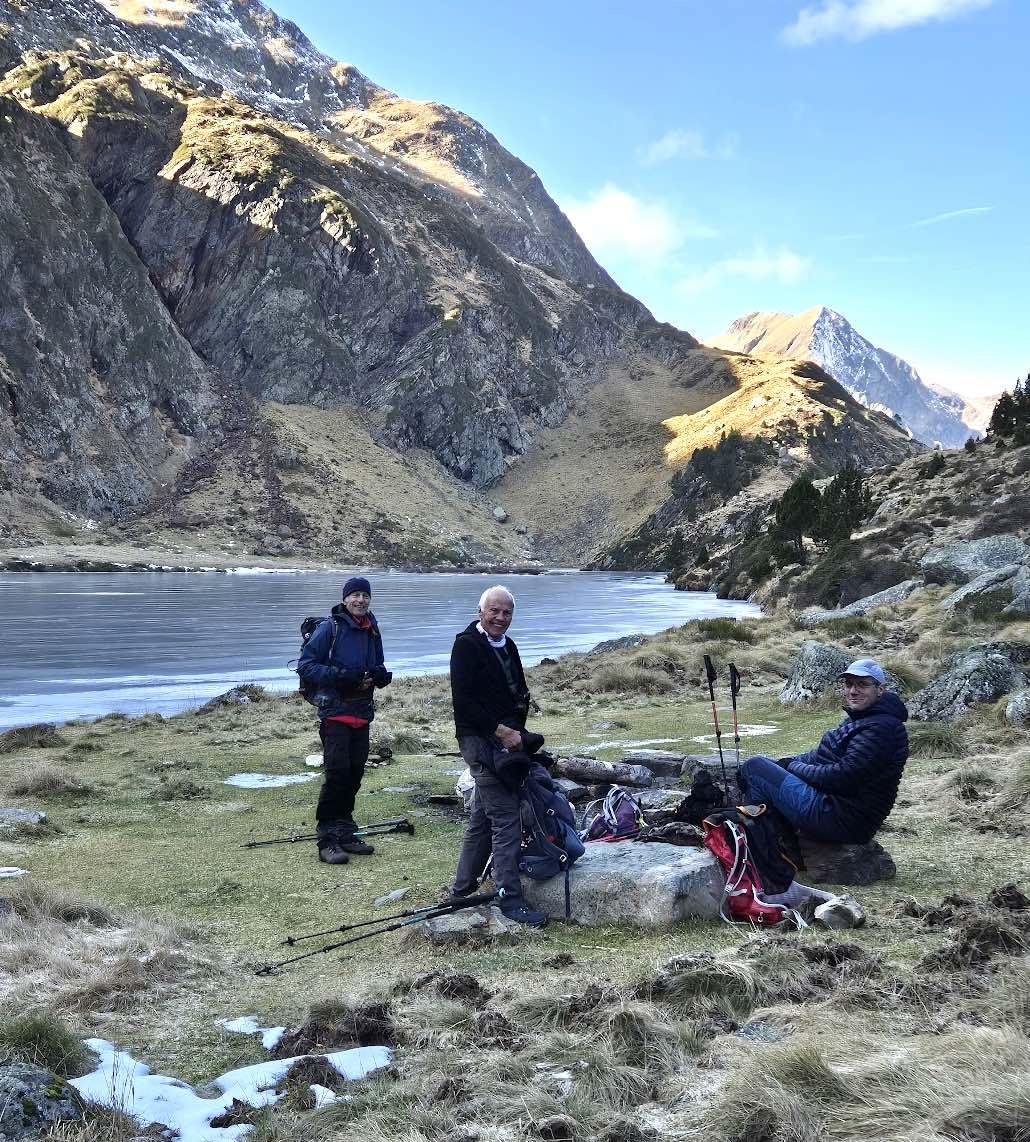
[
  {"left": 909, "top": 643, "right": 1030, "bottom": 723},
  {"left": 0, "top": 1062, "right": 81, "bottom": 1139},
  {"left": 521, "top": 841, "right": 723, "bottom": 927},
  {"left": 779, "top": 641, "right": 849, "bottom": 703},
  {"left": 798, "top": 579, "right": 922, "bottom": 626},
  {"left": 920, "top": 536, "right": 1030, "bottom": 585},
  {"left": 941, "top": 565, "right": 1023, "bottom": 610},
  {"left": 0, "top": 90, "right": 216, "bottom": 519}
]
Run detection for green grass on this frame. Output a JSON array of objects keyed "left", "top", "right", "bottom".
[{"left": 0, "top": 1011, "right": 93, "bottom": 1076}]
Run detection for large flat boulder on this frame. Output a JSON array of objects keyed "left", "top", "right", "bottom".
[
  {"left": 521, "top": 841, "right": 723, "bottom": 927},
  {"left": 797, "top": 579, "right": 923, "bottom": 627},
  {"left": 0, "top": 1063, "right": 81, "bottom": 1139},
  {"left": 799, "top": 838, "right": 896, "bottom": 885},
  {"left": 941, "top": 565, "right": 1022, "bottom": 610}
]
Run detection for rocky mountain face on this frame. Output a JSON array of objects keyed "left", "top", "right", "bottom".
[
  {"left": 0, "top": 0, "right": 926, "bottom": 568},
  {"left": 711, "top": 306, "right": 972, "bottom": 448}
]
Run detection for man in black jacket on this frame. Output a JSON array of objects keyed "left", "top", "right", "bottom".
[{"left": 448, "top": 585, "right": 547, "bottom": 927}]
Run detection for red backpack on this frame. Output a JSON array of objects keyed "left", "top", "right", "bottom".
[{"left": 702, "top": 814, "right": 804, "bottom": 929}]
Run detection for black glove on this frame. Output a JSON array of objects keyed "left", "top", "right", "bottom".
[
  {"left": 330, "top": 666, "right": 365, "bottom": 689},
  {"left": 776, "top": 756, "right": 795, "bottom": 768},
  {"left": 371, "top": 666, "right": 393, "bottom": 688}
]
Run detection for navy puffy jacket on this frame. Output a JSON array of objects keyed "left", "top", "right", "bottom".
[
  {"left": 786, "top": 690, "right": 909, "bottom": 842},
  {"left": 297, "top": 604, "right": 386, "bottom": 721}
]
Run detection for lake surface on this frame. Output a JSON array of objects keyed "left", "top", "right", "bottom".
[{"left": 0, "top": 570, "right": 761, "bottom": 729}]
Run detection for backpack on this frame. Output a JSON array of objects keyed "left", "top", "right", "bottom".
[
  {"left": 294, "top": 615, "right": 338, "bottom": 705},
  {"left": 581, "top": 786, "right": 645, "bottom": 842},
  {"left": 518, "top": 769, "right": 585, "bottom": 917},
  {"left": 702, "top": 811, "right": 805, "bottom": 930}
]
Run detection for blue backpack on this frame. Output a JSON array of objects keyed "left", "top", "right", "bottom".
[{"left": 518, "top": 769, "right": 585, "bottom": 916}]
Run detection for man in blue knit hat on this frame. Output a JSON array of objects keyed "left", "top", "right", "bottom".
[
  {"left": 298, "top": 576, "right": 392, "bottom": 864},
  {"left": 738, "top": 658, "right": 909, "bottom": 844}
]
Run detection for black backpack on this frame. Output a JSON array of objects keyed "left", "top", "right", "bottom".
[{"left": 294, "top": 615, "right": 338, "bottom": 705}]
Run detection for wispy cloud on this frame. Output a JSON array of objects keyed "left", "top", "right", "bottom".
[
  {"left": 911, "top": 205, "right": 993, "bottom": 227},
  {"left": 783, "top": 0, "right": 997, "bottom": 46},
  {"left": 563, "top": 185, "right": 717, "bottom": 264},
  {"left": 640, "top": 128, "right": 739, "bottom": 165},
  {"left": 678, "top": 246, "right": 813, "bottom": 295}
]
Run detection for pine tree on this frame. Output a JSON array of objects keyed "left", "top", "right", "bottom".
[
  {"left": 816, "top": 460, "right": 874, "bottom": 543},
  {"left": 773, "top": 474, "right": 822, "bottom": 558}
]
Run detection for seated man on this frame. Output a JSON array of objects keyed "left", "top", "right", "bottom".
[{"left": 738, "top": 658, "right": 908, "bottom": 844}]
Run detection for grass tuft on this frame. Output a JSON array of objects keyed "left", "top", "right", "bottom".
[
  {"left": 0, "top": 1011, "right": 93, "bottom": 1077},
  {"left": 0, "top": 722, "right": 67, "bottom": 754},
  {"left": 693, "top": 618, "right": 757, "bottom": 644},
  {"left": 909, "top": 721, "right": 964, "bottom": 758},
  {"left": 6, "top": 764, "right": 94, "bottom": 799}
]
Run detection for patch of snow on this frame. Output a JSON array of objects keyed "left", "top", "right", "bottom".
[
  {"left": 223, "top": 773, "right": 317, "bottom": 789},
  {"left": 304, "top": 754, "right": 323, "bottom": 767},
  {"left": 690, "top": 724, "right": 778, "bottom": 744},
  {"left": 72, "top": 1039, "right": 390, "bottom": 1142},
  {"left": 0, "top": 867, "right": 28, "bottom": 878},
  {"left": 217, "top": 1016, "right": 286, "bottom": 1050}
]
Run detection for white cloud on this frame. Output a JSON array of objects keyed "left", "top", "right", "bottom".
[
  {"left": 679, "top": 246, "right": 813, "bottom": 295},
  {"left": 783, "top": 0, "right": 996, "bottom": 45},
  {"left": 912, "top": 205, "right": 993, "bottom": 227},
  {"left": 640, "top": 129, "right": 739, "bottom": 165},
  {"left": 562, "top": 185, "right": 717, "bottom": 264}
]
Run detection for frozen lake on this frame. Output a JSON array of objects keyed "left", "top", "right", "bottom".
[{"left": 0, "top": 569, "right": 761, "bottom": 728}]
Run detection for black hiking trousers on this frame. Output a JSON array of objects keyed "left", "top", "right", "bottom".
[
  {"left": 452, "top": 735, "right": 522, "bottom": 898},
  {"left": 317, "top": 720, "right": 370, "bottom": 841}
]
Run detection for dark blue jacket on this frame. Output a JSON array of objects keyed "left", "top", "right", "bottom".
[
  {"left": 787, "top": 691, "right": 909, "bottom": 843},
  {"left": 297, "top": 604, "right": 386, "bottom": 722}
]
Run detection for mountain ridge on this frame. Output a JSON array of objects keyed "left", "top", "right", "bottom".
[{"left": 711, "top": 305, "right": 974, "bottom": 447}]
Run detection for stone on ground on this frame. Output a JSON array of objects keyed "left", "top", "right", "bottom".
[
  {"left": 940, "top": 564, "right": 1022, "bottom": 610},
  {"left": 779, "top": 641, "right": 849, "bottom": 703},
  {"left": 799, "top": 837, "right": 896, "bottom": 885},
  {"left": 521, "top": 841, "right": 722, "bottom": 926},
  {"left": 1005, "top": 690, "right": 1030, "bottom": 728},
  {"left": 0, "top": 808, "right": 47, "bottom": 831},
  {"left": 554, "top": 776, "right": 588, "bottom": 803},
  {"left": 414, "top": 905, "right": 543, "bottom": 946}
]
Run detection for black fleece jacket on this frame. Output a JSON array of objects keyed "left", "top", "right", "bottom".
[{"left": 450, "top": 621, "right": 530, "bottom": 739}]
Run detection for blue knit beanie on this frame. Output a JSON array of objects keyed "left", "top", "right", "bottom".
[{"left": 342, "top": 576, "right": 372, "bottom": 600}]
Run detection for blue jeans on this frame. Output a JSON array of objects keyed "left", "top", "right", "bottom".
[{"left": 738, "top": 755, "right": 845, "bottom": 842}]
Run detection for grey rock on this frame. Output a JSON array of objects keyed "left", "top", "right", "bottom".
[
  {"left": 909, "top": 642, "right": 1030, "bottom": 722},
  {"left": 198, "top": 685, "right": 267, "bottom": 711},
  {"left": 373, "top": 888, "right": 409, "bottom": 907},
  {"left": 941, "top": 564, "right": 1021, "bottom": 610},
  {"left": 799, "top": 838, "right": 896, "bottom": 885},
  {"left": 920, "top": 536, "right": 1030, "bottom": 585},
  {"left": 1004, "top": 690, "right": 1030, "bottom": 729},
  {"left": 521, "top": 841, "right": 722, "bottom": 927},
  {"left": 587, "top": 633, "right": 649, "bottom": 656},
  {"left": 415, "top": 904, "right": 541, "bottom": 945},
  {"left": 622, "top": 749, "right": 687, "bottom": 779},
  {"left": 779, "top": 641, "right": 849, "bottom": 703},
  {"left": 635, "top": 788, "right": 689, "bottom": 812},
  {"left": 554, "top": 777, "right": 588, "bottom": 803},
  {"left": 0, "top": 1062, "right": 82, "bottom": 1139},
  {"left": 797, "top": 579, "right": 923, "bottom": 626},
  {"left": 492, "top": 506, "right": 509, "bottom": 523},
  {"left": 0, "top": 808, "right": 47, "bottom": 830},
  {"left": 555, "top": 756, "right": 653, "bottom": 789}
]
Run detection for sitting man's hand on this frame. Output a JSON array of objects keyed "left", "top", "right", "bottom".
[
  {"left": 494, "top": 724, "right": 523, "bottom": 751},
  {"left": 370, "top": 666, "right": 393, "bottom": 688}
]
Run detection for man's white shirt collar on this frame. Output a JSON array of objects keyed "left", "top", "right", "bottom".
[{"left": 477, "top": 621, "right": 507, "bottom": 649}]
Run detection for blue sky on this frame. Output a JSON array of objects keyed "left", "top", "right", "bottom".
[{"left": 273, "top": 0, "right": 1026, "bottom": 397}]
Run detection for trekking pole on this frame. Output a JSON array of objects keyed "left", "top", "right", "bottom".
[
  {"left": 254, "top": 893, "right": 499, "bottom": 975},
  {"left": 729, "top": 662, "right": 742, "bottom": 771},
  {"left": 703, "top": 654, "right": 730, "bottom": 805},
  {"left": 241, "top": 818, "right": 415, "bottom": 848}
]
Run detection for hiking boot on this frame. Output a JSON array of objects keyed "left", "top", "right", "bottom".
[
  {"left": 497, "top": 896, "right": 548, "bottom": 928},
  {"left": 339, "top": 837, "right": 375, "bottom": 855},
  {"left": 813, "top": 893, "right": 866, "bottom": 930},
  {"left": 318, "top": 842, "right": 350, "bottom": 865}
]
